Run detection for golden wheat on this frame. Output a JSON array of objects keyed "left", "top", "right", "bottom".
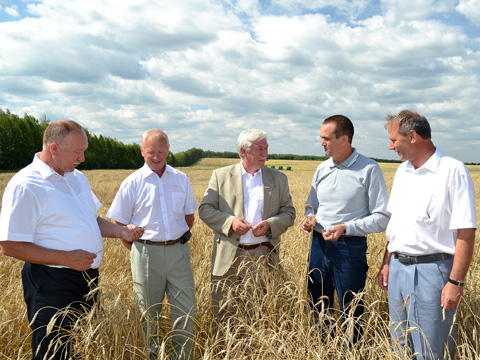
[{"left": 0, "top": 158, "right": 479, "bottom": 359}]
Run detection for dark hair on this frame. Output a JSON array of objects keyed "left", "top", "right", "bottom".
[
  {"left": 384, "top": 110, "right": 431, "bottom": 139},
  {"left": 323, "top": 115, "right": 354, "bottom": 143},
  {"left": 43, "top": 119, "right": 85, "bottom": 148}
]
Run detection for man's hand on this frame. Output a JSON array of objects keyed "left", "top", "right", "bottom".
[
  {"left": 300, "top": 215, "right": 316, "bottom": 233},
  {"left": 322, "top": 224, "right": 346, "bottom": 241},
  {"left": 252, "top": 220, "right": 270, "bottom": 237},
  {"left": 63, "top": 249, "right": 97, "bottom": 271},
  {"left": 120, "top": 224, "right": 144, "bottom": 243},
  {"left": 377, "top": 263, "right": 389, "bottom": 291},
  {"left": 232, "top": 218, "right": 252, "bottom": 235},
  {"left": 441, "top": 281, "right": 463, "bottom": 311}
]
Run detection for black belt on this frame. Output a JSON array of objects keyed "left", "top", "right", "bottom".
[
  {"left": 139, "top": 231, "right": 191, "bottom": 246},
  {"left": 140, "top": 238, "right": 181, "bottom": 246},
  {"left": 394, "top": 252, "right": 453, "bottom": 265},
  {"left": 238, "top": 242, "right": 276, "bottom": 253}
]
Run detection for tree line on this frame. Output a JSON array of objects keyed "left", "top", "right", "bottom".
[
  {"left": 1, "top": 110, "right": 405, "bottom": 172},
  {"left": 1, "top": 110, "right": 219, "bottom": 171}
]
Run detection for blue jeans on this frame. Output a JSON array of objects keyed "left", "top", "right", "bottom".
[{"left": 308, "top": 231, "right": 368, "bottom": 341}]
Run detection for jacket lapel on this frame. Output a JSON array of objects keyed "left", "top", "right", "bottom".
[
  {"left": 231, "top": 163, "right": 244, "bottom": 218},
  {"left": 262, "top": 166, "right": 273, "bottom": 218}
]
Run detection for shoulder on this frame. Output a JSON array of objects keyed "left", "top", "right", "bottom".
[
  {"left": 353, "top": 153, "right": 380, "bottom": 169},
  {"left": 213, "top": 163, "right": 239, "bottom": 176},
  {"left": 166, "top": 164, "right": 189, "bottom": 178}
]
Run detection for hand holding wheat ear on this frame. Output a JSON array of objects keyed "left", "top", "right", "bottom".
[{"left": 300, "top": 204, "right": 317, "bottom": 233}]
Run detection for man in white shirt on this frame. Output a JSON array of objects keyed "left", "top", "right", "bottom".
[
  {"left": 107, "top": 129, "right": 197, "bottom": 360},
  {"left": 199, "top": 129, "right": 296, "bottom": 321},
  {"left": 377, "top": 110, "right": 477, "bottom": 360},
  {"left": 0, "top": 119, "right": 143, "bottom": 360}
]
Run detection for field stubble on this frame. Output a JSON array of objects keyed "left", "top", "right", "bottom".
[{"left": 0, "top": 158, "right": 479, "bottom": 359}]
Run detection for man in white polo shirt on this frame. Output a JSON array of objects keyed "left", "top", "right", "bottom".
[
  {"left": 0, "top": 119, "right": 143, "bottom": 360},
  {"left": 107, "top": 129, "right": 197, "bottom": 360},
  {"left": 377, "top": 110, "right": 477, "bottom": 360}
]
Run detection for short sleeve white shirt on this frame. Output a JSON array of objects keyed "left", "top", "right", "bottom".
[
  {"left": 0, "top": 154, "right": 104, "bottom": 268},
  {"left": 107, "top": 163, "right": 198, "bottom": 241},
  {"left": 386, "top": 147, "right": 477, "bottom": 255}
]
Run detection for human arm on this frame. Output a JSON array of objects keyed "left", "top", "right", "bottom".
[
  {"left": 97, "top": 217, "right": 144, "bottom": 244},
  {"left": 377, "top": 245, "right": 392, "bottom": 291},
  {"left": 441, "top": 228, "right": 476, "bottom": 311},
  {"left": 0, "top": 241, "right": 97, "bottom": 271},
  {"left": 185, "top": 214, "right": 195, "bottom": 229},
  {"left": 344, "top": 164, "right": 390, "bottom": 236}
]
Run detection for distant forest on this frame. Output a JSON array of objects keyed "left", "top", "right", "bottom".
[{"left": 0, "top": 109, "right": 403, "bottom": 172}]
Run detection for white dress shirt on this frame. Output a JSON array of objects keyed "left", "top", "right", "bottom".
[
  {"left": 386, "top": 147, "right": 477, "bottom": 255},
  {"left": 0, "top": 154, "right": 104, "bottom": 268},
  {"left": 240, "top": 163, "right": 267, "bottom": 245},
  {"left": 107, "top": 163, "right": 198, "bottom": 241}
]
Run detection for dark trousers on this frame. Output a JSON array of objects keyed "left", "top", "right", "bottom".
[
  {"left": 308, "top": 231, "right": 368, "bottom": 343},
  {"left": 22, "top": 263, "right": 99, "bottom": 360}
]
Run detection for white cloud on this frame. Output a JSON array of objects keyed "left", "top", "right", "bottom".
[
  {"left": 456, "top": 0, "right": 480, "bottom": 26},
  {"left": 381, "top": 0, "right": 457, "bottom": 25},
  {"left": 5, "top": 6, "right": 19, "bottom": 17},
  {"left": 0, "top": 0, "right": 479, "bottom": 163}
]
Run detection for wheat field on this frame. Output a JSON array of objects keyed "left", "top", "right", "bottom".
[{"left": 0, "top": 158, "right": 479, "bottom": 359}]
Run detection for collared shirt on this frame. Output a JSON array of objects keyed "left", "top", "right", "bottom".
[
  {"left": 107, "top": 163, "right": 198, "bottom": 241},
  {"left": 0, "top": 154, "right": 103, "bottom": 268},
  {"left": 386, "top": 147, "right": 476, "bottom": 255},
  {"left": 240, "top": 163, "right": 267, "bottom": 245},
  {"left": 305, "top": 148, "right": 390, "bottom": 235}
]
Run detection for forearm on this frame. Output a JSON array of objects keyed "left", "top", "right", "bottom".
[
  {"left": 449, "top": 228, "right": 476, "bottom": 281},
  {"left": 345, "top": 212, "right": 390, "bottom": 236},
  {"left": 1, "top": 241, "right": 75, "bottom": 267},
  {"left": 97, "top": 217, "right": 125, "bottom": 238}
]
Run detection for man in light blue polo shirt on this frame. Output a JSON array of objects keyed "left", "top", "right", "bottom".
[{"left": 301, "top": 115, "right": 390, "bottom": 343}]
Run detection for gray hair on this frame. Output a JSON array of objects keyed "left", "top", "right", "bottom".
[
  {"left": 236, "top": 129, "right": 267, "bottom": 158},
  {"left": 43, "top": 119, "right": 85, "bottom": 149},
  {"left": 384, "top": 110, "right": 431, "bottom": 140},
  {"left": 141, "top": 129, "right": 170, "bottom": 149}
]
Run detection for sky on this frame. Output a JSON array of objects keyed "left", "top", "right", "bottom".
[{"left": 1, "top": 0, "right": 480, "bottom": 163}]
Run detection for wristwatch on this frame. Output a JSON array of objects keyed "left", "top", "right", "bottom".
[{"left": 448, "top": 277, "right": 465, "bottom": 288}]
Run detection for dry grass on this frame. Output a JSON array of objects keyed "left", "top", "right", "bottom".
[{"left": 1, "top": 158, "right": 479, "bottom": 359}]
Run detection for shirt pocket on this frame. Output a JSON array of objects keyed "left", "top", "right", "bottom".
[{"left": 171, "top": 192, "right": 185, "bottom": 220}]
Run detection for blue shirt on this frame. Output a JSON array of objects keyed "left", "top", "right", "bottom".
[{"left": 305, "top": 148, "right": 390, "bottom": 236}]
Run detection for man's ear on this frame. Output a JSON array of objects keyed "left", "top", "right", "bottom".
[
  {"left": 50, "top": 141, "right": 59, "bottom": 154},
  {"left": 409, "top": 130, "right": 416, "bottom": 143}
]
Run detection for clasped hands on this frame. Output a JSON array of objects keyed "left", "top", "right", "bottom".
[{"left": 232, "top": 217, "right": 270, "bottom": 237}]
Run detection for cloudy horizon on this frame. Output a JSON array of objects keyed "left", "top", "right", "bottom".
[{"left": 1, "top": 0, "right": 479, "bottom": 163}]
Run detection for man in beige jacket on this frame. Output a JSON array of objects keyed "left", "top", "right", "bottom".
[{"left": 199, "top": 128, "right": 295, "bottom": 320}]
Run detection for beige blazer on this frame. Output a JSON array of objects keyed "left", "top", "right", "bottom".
[{"left": 199, "top": 163, "right": 296, "bottom": 276}]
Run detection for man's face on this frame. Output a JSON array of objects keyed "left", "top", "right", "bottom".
[
  {"left": 241, "top": 138, "right": 268, "bottom": 172},
  {"left": 388, "top": 123, "right": 412, "bottom": 161},
  {"left": 141, "top": 136, "right": 169, "bottom": 174},
  {"left": 319, "top": 122, "right": 344, "bottom": 159},
  {"left": 52, "top": 130, "right": 88, "bottom": 175}
]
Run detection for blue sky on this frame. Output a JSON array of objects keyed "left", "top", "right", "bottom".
[{"left": 1, "top": 0, "right": 479, "bottom": 162}]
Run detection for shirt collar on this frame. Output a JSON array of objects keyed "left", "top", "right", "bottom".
[
  {"left": 241, "top": 162, "right": 262, "bottom": 177},
  {"left": 405, "top": 146, "right": 441, "bottom": 173},
  {"left": 328, "top": 148, "right": 359, "bottom": 169},
  {"left": 140, "top": 163, "right": 173, "bottom": 177},
  {"left": 32, "top": 152, "right": 65, "bottom": 179}
]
